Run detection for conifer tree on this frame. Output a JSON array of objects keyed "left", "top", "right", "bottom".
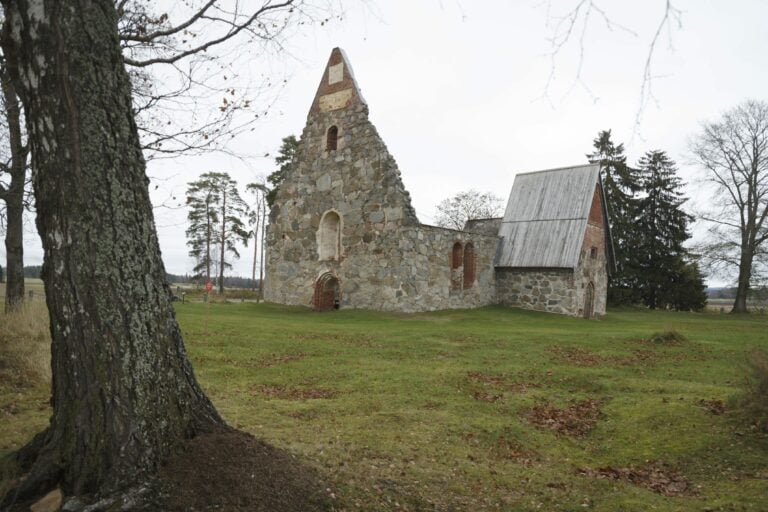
[
  {"left": 635, "top": 151, "right": 704, "bottom": 309},
  {"left": 186, "top": 172, "right": 249, "bottom": 293},
  {"left": 587, "top": 130, "right": 642, "bottom": 305},
  {"left": 265, "top": 135, "right": 299, "bottom": 208}
]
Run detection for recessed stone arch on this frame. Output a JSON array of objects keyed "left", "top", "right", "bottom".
[
  {"left": 318, "top": 210, "right": 342, "bottom": 261},
  {"left": 583, "top": 282, "right": 595, "bottom": 319},
  {"left": 313, "top": 272, "right": 340, "bottom": 311},
  {"left": 451, "top": 241, "right": 463, "bottom": 291},
  {"left": 463, "top": 243, "right": 476, "bottom": 289}
]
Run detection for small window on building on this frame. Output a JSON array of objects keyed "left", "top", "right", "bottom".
[
  {"left": 463, "top": 243, "right": 476, "bottom": 289},
  {"left": 318, "top": 210, "right": 341, "bottom": 260},
  {"left": 326, "top": 125, "right": 338, "bottom": 151},
  {"left": 590, "top": 246, "right": 598, "bottom": 259}
]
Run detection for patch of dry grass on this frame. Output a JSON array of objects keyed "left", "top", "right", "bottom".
[{"left": 0, "top": 301, "right": 51, "bottom": 388}]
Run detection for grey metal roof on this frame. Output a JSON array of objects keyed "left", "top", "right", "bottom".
[{"left": 495, "top": 164, "right": 601, "bottom": 269}]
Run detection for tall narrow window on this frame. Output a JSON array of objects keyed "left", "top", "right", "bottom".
[
  {"left": 451, "top": 242, "right": 463, "bottom": 291},
  {"left": 451, "top": 242, "right": 463, "bottom": 269},
  {"left": 463, "top": 243, "right": 476, "bottom": 289},
  {"left": 326, "top": 125, "right": 338, "bottom": 151},
  {"left": 318, "top": 210, "right": 341, "bottom": 260}
]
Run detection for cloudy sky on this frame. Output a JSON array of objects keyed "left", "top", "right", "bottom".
[{"left": 7, "top": 1, "right": 768, "bottom": 285}]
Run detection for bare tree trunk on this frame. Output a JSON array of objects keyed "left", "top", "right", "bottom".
[
  {"left": 260, "top": 199, "right": 266, "bottom": 298},
  {"left": 219, "top": 187, "right": 227, "bottom": 294},
  {"left": 251, "top": 212, "right": 260, "bottom": 291},
  {"left": 1, "top": 0, "right": 223, "bottom": 501},
  {"left": 1, "top": 67, "right": 27, "bottom": 312},
  {"left": 733, "top": 249, "right": 753, "bottom": 313}
]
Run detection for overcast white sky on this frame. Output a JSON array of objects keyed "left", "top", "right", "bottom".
[{"left": 7, "top": 0, "right": 768, "bottom": 286}]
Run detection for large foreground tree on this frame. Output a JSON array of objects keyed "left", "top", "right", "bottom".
[
  {"left": 1, "top": 0, "right": 223, "bottom": 504},
  {"left": 691, "top": 100, "right": 768, "bottom": 313}
]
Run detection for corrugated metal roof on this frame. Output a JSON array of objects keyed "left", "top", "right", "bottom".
[{"left": 496, "top": 164, "right": 601, "bottom": 269}]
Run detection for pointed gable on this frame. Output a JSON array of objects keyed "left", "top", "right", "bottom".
[
  {"left": 308, "top": 47, "right": 367, "bottom": 118},
  {"left": 495, "top": 164, "right": 604, "bottom": 269}
]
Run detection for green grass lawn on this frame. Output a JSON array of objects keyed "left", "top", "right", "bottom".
[{"left": 2, "top": 303, "right": 768, "bottom": 511}]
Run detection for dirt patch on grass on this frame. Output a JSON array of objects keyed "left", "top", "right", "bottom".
[
  {"left": 577, "top": 463, "right": 693, "bottom": 496},
  {"left": 698, "top": 398, "right": 726, "bottom": 415},
  {"left": 466, "top": 371, "right": 538, "bottom": 393},
  {"left": 527, "top": 399, "right": 603, "bottom": 437},
  {"left": 491, "top": 437, "right": 536, "bottom": 465},
  {"left": 470, "top": 390, "right": 504, "bottom": 403},
  {"left": 549, "top": 346, "right": 656, "bottom": 367},
  {"left": 252, "top": 384, "right": 337, "bottom": 400},
  {"left": 158, "top": 429, "right": 333, "bottom": 511}
]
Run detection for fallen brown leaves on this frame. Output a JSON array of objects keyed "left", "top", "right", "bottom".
[
  {"left": 549, "top": 346, "right": 656, "bottom": 367},
  {"left": 577, "top": 463, "right": 693, "bottom": 496},
  {"left": 698, "top": 398, "right": 726, "bottom": 415},
  {"left": 527, "top": 399, "right": 603, "bottom": 437},
  {"left": 251, "top": 384, "right": 337, "bottom": 400},
  {"left": 466, "top": 371, "right": 538, "bottom": 393}
]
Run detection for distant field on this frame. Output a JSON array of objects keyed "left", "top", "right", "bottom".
[{"left": 1, "top": 302, "right": 767, "bottom": 511}]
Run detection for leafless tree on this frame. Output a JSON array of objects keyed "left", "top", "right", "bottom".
[
  {"left": 117, "top": 0, "right": 339, "bottom": 159},
  {"left": 539, "top": 0, "right": 682, "bottom": 131},
  {"left": 690, "top": 100, "right": 768, "bottom": 313},
  {"left": 434, "top": 189, "right": 505, "bottom": 231}
]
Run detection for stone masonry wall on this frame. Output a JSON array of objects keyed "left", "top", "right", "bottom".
[
  {"left": 264, "top": 50, "right": 498, "bottom": 312},
  {"left": 495, "top": 268, "right": 578, "bottom": 315}
]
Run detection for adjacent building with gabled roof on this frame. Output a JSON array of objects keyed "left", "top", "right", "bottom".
[{"left": 264, "top": 48, "right": 612, "bottom": 317}]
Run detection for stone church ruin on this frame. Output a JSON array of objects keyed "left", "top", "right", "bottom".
[{"left": 264, "top": 48, "right": 613, "bottom": 317}]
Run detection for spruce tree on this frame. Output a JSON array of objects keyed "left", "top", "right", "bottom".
[
  {"left": 635, "top": 151, "right": 704, "bottom": 309},
  {"left": 587, "top": 130, "right": 642, "bottom": 305},
  {"left": 265, "top": 135, "right": 299, "bottom": 208}
]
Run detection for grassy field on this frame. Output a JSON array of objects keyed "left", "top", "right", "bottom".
[{"left": 2, "top": 302, "right": 767, "bottom": 511}]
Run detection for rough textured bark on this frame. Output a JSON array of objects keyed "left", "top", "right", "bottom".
[
  {"left": 1, "top": 67, "right": 26, "bottom": 312},
  {"left": 1, "top": 0, "right": 224, "bottom": 501}
]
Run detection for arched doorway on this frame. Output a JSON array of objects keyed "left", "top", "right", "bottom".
[
  {"left": 583, "top": 282, "right": 595, "bottom": 319},
  {"left": 313, "top": 273, "right": 340, "bottom": 311}
]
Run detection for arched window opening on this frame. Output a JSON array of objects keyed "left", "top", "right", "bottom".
[
  {"left": 451, "top": 241, "right": 463, "bottom": 291},
  {"left": 326, "top": 125, "right": 338, "bottom": 151},
  {"left": 590, "top": 246, "right": 598, "bottom": 259},
  {"left": 451, "top": 242, "right": 463, "bottom": 269},
  {"left": 463, "top": 243, "right": 476, "bottom": 289},
  {"left": 318, "top": 210, "right": 341, "bottom": 260}
]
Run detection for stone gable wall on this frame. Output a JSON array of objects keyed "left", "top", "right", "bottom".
[{"left": 264, "top": 86, "right": 497, "bottom": 311}]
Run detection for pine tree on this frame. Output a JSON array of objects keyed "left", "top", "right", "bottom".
[
  {"left": 635, "top": 151, "right": 704, "bottom": 309},
  {"left": 587, "top": 130, "right": 642, "bottom": 305},
  {"left": 265, "top": 135, "right": 299, "bottom": 208},
  {"left": 186, "top": 172, "right": 249, "bottom": 293}
]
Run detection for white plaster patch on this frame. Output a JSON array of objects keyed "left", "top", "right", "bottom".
[
  {"left": 319, "top": 89, "right": 353, "bottom": 112},
  {"left": 328, "top": 63, "right": 344, "bottom": 85}
]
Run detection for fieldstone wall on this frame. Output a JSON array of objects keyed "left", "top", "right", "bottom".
[
  {"left": 495, "top": 268, "right": 578, "bottom": 315},
  {"left": 463, "top": 218, "right": 503, "bottom": 236},
  {"left": 264, "top": 49, "right": 497, "bottom": 312}
]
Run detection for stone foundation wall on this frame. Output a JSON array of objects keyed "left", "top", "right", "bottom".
[{"left": 495, "top": 268, "right": 578, "bottom": 315}]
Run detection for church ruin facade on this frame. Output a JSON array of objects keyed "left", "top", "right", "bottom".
[{"left": 264, "top": 48, "right": 613, "bottom": 317}]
